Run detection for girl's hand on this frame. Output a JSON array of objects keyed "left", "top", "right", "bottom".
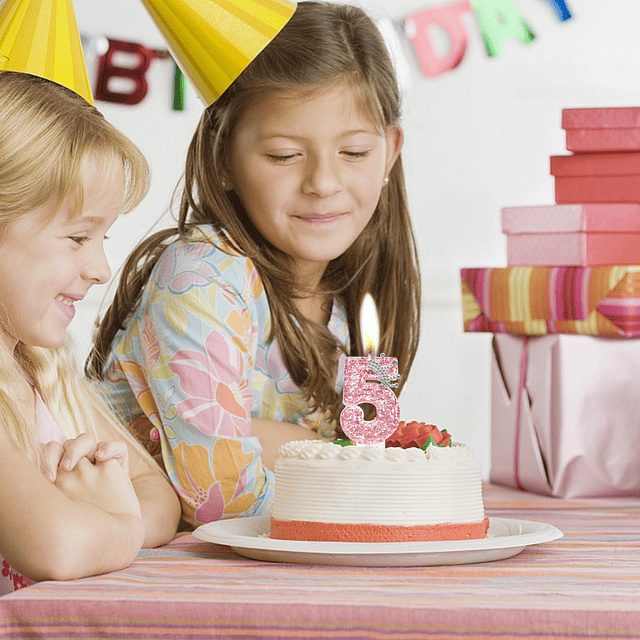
[
  {"left": 93, "top": 440, "right": 130, "bottom": 475},
  {"left": 39, "top": 440, "right": 65, "bottom": 482},
  {"left": 251, "top": 418, "right": 316, "bottom": 471},
  {"left": 54, "top": 457, "right": 143, "bottom": 522},
  {"left": 39, "top": 433, "right": 130, "bottom": 482}
]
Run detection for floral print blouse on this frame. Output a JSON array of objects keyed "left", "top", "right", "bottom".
[{"left": 103, "top": 226, "right": 349, "bottom": 528}]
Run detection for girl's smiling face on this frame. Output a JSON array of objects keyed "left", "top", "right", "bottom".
[
  {"left": 0, "top": 156, "right": 124, "bottom": 351},
  {"left": 226, "top": 82, "right": 403, "bottom": 287}
]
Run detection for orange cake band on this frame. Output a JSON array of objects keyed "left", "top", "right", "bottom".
[{"left": 270, "top": 517, "right": 490, "bottom": 543}]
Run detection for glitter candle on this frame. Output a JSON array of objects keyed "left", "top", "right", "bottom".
[{"left": 340, "top": 294, "right": 400, "bottom": 446}]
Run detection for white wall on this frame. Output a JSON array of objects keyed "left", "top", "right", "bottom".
[{"left": 73, "top": 0, "right": 640, "bottom": 477}]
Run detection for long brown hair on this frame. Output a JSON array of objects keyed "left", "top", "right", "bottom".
[
  {"left": 88, "top": 2, "right": 421, "bottom": 429},
  {"left": 0, "top": 70, "right": 150, "bottom": 458}
]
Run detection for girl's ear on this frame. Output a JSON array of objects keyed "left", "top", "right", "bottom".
[
  {"left": 219, "top": 173, "right": 233, "bottom": 190},
  {"left": 384, "top": 125, "right": 404, "bottom": 177}
]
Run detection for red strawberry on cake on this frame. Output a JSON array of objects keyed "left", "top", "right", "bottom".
[{"left": 386, "top": 420, "right": 452, "bottom": 449}]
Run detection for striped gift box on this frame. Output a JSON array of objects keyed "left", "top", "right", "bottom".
[{"left": 461, "top": 266, "right": 640, "bottom": 337}]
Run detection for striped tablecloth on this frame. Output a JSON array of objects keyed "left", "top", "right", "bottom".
[{"left": 1, "top": 483, "right": 638, "bottom": 639}]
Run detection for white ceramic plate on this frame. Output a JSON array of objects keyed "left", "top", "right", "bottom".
[{"left": 193, "top": 516, "right": 563, "bottom": 566}]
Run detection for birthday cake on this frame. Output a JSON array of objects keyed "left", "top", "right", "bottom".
[{"left": 270, "top": 422, "right": 489, "bottom": 543}]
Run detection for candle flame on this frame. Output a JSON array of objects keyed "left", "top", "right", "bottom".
[{"left": 360, "top": 293, "right": 379, "bottom": 356}]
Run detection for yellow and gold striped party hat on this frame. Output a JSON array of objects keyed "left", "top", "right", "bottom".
[
  {"left": 140, "top": 0, "right": 296, "bottom": 105},
  {"left": 0, "top": 0, "right": 93, "bottom": 103}
]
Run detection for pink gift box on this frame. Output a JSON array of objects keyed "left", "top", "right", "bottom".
[
  {"left": 502, "top": 204, "right": 640, "bottom": 266},
  {"left": 563, "top": 107, "right": 640, "bottom": 153},
  {"left": 551, "top": 153, "right": 640, "bottom": 203},
  {"left": 491, "top": 333, "right": 640, "bottom": 498}
]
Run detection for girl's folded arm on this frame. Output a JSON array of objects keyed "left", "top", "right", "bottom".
[
  {"left": 0, "top": 428, "right": 145, "bottom": 582},
  {"left": 127, "top": 457, "right": 182, "bottom": 548},
  {"left": 92, "top": 417, "right": 182, "bottom": 548}
]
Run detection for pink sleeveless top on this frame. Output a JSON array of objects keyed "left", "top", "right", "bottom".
[{"left": 1, "top": 394, "right": 66, "bottom": 596}]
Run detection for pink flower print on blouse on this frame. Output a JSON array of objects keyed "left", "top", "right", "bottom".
[
  {"left": 118, "top": 359, "right": 161, "bottom": 426},
  {"left": 264, "top": 339, "right": 298, "bottom": 395},
  {"left": 141, "top": 307, "right": 162, "bottom": 369},
  {"left": 2, "top": 560, "right": 32, "bottom": 591},
  {"left": 156, "top": 243, "right": 220, "bottom": 295},
  {"left": 169, "top": 330, "right": 252, "bottom": 437},
  {"left": 173, "top": 440, "right": 258, "bottom": 525}
]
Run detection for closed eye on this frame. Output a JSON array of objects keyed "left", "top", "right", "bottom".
[
  {"left": 69, "top": 236, "right": 90, "bottom": 245},
  {"left": 266, "top": 154, "right": 298, "bottom": 163},
  {"left": 342, "top": 150, "right": 371, "bottom": 159}
]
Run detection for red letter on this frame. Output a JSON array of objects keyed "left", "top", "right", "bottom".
[
  {"left": 95, "top": 39, "right": 155, "bottom": 105},
  {"left": 405, "top": 1, "right": 472, "bottom": 78}
]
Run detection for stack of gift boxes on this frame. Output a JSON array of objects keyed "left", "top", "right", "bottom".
[{"left": 461, "top": 108, "right": 640, "bottom": 499}]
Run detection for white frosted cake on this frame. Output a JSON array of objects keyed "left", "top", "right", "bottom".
[{"left": 270, "top": 434, "right": 489, "bottom": 543}]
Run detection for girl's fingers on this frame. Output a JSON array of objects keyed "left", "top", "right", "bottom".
[
  {"left": 94, "top": 440, "right": 130, "bottom": 475},
  {"left": 56, "top": 435, "right": 130, "bottom": 477},
  {"left": 59, "top": 433, "right": 99, "bottom": 471},
  {"left": 39, "top": 441, "right": 65, "bottom": 482}
]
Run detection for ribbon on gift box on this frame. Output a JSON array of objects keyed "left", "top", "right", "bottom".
[
  {"left": 461, "top": 266, "right": 640, "bottom": 337},
  {"left": 513, "top": 336, "right": 530, "bottom": 491}
]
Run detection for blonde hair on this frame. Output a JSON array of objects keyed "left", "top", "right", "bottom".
[
  {"left": 89, "top": 2, "right": 421, "bottom": 433},
  {"left": 0, "top": 71, "right": 150, "bottom": 459}
]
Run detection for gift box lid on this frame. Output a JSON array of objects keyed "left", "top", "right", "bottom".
[
  {"left": 562, "top": 107, "right": 640, "bottom": 130},
  {"left": 565, "top": 128, "right": 640, "bottom": 154},
  {"left": 550, "top": 153, "right": 640, "bottom": 176},
  {"left": 501, "top": 204, "right": 640, "bottom": 234}
]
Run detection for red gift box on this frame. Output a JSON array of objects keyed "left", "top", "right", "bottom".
[
  {"left": 502, "top": 204, "right": 640, "bottom": 266},
  {"left": 491, "top": 333, "right": 640, "bottom": 498},
  {"left": 551, "top": 152, "right": 640, "bottom": 203},
  {"left": 563, "top": 107, "right": 640, "bottom": 153}
]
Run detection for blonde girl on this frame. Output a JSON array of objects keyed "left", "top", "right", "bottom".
[
  {"left": 88, "top": 1, "right": 421, "bottom": 528},
  {"left": 0, "top": 71, "right": 180, "bottom": 594}
]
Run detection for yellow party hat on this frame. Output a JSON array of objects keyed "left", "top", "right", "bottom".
[
  {"left": 0, "top": 0, "right": 93, "bottom": 103},
  {"left": 140, "top": 0, "right": 296, "bottom": 105}
]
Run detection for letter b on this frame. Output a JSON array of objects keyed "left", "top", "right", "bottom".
[{"left": 95, "top": 39, "right": 155, "bottom": 105}]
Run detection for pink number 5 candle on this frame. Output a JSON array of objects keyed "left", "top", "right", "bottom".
[{"left": 340, "top": 295, "right": 400, "bottom": 445}]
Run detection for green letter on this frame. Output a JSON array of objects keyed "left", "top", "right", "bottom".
[{"left": 472, "top": 0, "right": 535, "bottom": 58}]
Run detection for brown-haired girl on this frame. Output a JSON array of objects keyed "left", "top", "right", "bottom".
[
  {"left": 0, "top": 71, "right": 180, "bottom": 594},
  {"left": 87, "top": 1, "right": 421, "bottom": 528}
]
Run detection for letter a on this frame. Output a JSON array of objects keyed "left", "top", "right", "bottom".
[{"left": 472, "top": 0, "right": 535, "bottom": 58}]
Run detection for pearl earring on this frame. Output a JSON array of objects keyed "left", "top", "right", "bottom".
[
  {"left": 383, "top": 177, "right": 389, "bottom": 185},
  {"left": 221, "top": 180, "right": 227, "bottom": 188}
]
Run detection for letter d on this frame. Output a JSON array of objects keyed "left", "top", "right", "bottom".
[{"left": 405, "top": 1, "right": 472, "bottom": 78}]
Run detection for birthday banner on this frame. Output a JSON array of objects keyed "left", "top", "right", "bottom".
[
  {"left": 407, "top": 0, "right": 571, "bottom": 77},
  {"left": 86, "top": 0, "right": 572, "bottom": 110}
]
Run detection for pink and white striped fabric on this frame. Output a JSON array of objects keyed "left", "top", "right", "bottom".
[{"left": 1, "top": 483, "right": 639, "bottom": 639}]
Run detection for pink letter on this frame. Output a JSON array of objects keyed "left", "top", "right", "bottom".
[{"left": 405, "top": 1, "right": 472, "bottom": 78}]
